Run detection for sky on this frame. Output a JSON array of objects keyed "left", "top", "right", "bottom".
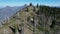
[{"left": 0, "top": 0, "right": 60, "bottom": 7}]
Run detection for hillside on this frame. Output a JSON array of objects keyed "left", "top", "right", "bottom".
[
  {"left": 0, "top": 4, "right": 60, "bottom": 34},
  {"left": 0, "top": 5, "right": 27, "bottom": 25}
]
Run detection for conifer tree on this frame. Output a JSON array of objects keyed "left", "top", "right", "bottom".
[
  {"left": 30, "top": 3, "right": 32, "bottom": 6},
  {"left": 36, "top": 4, "right": 38, "bottom": 8}
]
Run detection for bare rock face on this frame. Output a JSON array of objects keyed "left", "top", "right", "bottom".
[{"left": 0, "top": 28, "right": 14, "bottom": 34}]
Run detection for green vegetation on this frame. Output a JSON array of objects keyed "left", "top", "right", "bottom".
[{"left": 0, "top": 3, "right": 60, "bottom": 34}]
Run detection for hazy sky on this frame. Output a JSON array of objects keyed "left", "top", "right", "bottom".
[{"left": 0, "top": 0, "right": 60, "bottom": 7}]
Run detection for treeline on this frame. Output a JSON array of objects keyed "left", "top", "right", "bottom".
[{"left": 35, "top": 4, "right": 60, "bottom": 19}]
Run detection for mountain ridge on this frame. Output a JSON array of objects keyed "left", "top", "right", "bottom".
[{"left": 0, "top": 5, "right": 27, "bottom": 23}]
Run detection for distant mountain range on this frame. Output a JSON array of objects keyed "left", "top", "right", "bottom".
[
  {"left": 56, "top": 6, "right": 60, "bottom": 8},
  {"left": 0, "top": 5, "right": 27, "bottom": 23},
  {"left": 52, "top": 5, "right": 60, "bottom": 8}
]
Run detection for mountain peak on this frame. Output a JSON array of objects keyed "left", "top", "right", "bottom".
[{"left": 5, "top": 6, "right": 11, "bottom": 8}]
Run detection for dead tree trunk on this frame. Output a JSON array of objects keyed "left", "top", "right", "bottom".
[
  {"left": 33, "top": 16, "right": 37, "bottom": 34},
  {"left": 21, "top": 23, "right": 24, "bottom": 34}
]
